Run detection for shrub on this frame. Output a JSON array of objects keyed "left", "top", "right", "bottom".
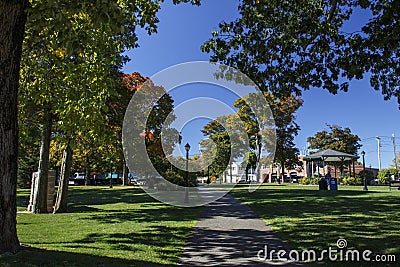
[
  {"left": 163, "top": 170, "right": 197, "bottom": 187},
  {"left": 164, "top": 170, "right": 184, "bottom": 186},
  {"left": 356, "top": 170, "right": 375, "bottom": 184},
  {"left": 156, "top": 179, "right": 176, "bottom": 191},
  {"left": 300, "top": 177, "right": 319, "bottom": 185},
  {"left": 377, "top": 169, "right": 397, "bottom": 184},
  {"left": 342, "top": 176, "right": 362, "bottom": 185},
  {"left": 209, "top": 176, "right": 217, "bottom": 183}
]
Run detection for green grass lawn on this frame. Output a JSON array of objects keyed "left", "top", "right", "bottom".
[
  {"left": 231, "top": 184, "right": 400, "bottom": 266},
  {"left": 1, "top": 186, "right": 201, "bottom": 267},
  {"left": 3, "top": 184, "right": 399, "bottom": 266}
]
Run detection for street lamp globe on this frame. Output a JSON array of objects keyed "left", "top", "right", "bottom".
[{"left": 185, "top": 143, "right": 191, "bottom": 152}]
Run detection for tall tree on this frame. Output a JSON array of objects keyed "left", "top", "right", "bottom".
[
  {"left": 270, "top": 94, "right": 303, "bottom": 181},
  {"left": 390, "top": 152, "right": 400, "bottom": 169},
  {"left": 1, "top": 0, "right": 200, "bottom": 253},
  {"left": 307, "top": 124, "right": 361, "bottom": 155},
  {"left": 234, "top": 93, "right": 303, "bottom": 181},
  {"left": 112, "top": 72, "right": 149, "bottom": 185},
  {"left": 200, "top": 130, "right": 232, "bottom": 179},
  {"left": 200, "top": 114, "right": 250, "bottom": 180},
  {"left": 202, "top": 0, "right": 400, "bottom": 106},
  {"left": 242, "top": 150, "right": 257, "bottom": 181},
  {"left": 21, "top": 1, "right": 201, "bottom": 214},
  {"left": 18, "top": 102, "right": 41, "bottom": 188},
  {"left": 53, "top": 71, "right": 149, "bottom": 212},
  {"left": 34, "top": 108, "right": 52, "bottom": 213},
  {"left": 0, "top": 0, "right": 29, "bottom": 254},
  {"left": 53, "top": 139, "right": 72, "bottom": 213}
]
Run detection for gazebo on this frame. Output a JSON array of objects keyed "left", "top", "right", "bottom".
[{"left": 303, "top": 149, "right": 359, "bottom": 178}]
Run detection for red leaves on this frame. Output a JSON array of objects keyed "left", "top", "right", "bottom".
[
  {"left": 122, "top": 72, "right": 149, "bottom": 92},
  {"left": 140, "top": 130, "right": 154, "bottom": 140}
]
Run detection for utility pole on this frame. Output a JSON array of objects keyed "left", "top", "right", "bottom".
[
  {"left": 392, "top": 134, "right": 398, "bottom": 179},
  {"left": 376, "top": 136, "right": 382, "bottom": 170}
]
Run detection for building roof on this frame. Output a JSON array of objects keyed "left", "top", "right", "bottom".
[{"left": 303, "top": 149, "right": 358, "bottom": 162}]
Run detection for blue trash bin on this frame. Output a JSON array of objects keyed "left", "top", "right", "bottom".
[{"left": 329, "top": 178, "right": 338, "bottom": 190}]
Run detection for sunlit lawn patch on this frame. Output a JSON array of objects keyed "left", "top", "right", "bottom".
[
  {"left": 231, "top": 184, "right": 400, "bottom": 266},
  {"left": 2, "top": 186, "right": 201, "bottom": 267}
]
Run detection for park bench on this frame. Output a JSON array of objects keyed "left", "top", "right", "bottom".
[{"left": 389, "top": 180, "right": 400, "bottom": 191}]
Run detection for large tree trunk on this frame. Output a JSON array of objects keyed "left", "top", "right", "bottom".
[
  {"left": 122, "top": 161, "right": 129, "bottom": 186},
  {"left": 53, "top": 141, "right": 73, "bottom": 213},
  {"left": 0, "top": 0, "right": 29, "bottom": 254},
  {"left": 34, "top": 108, "right": 52, "bottom": 213},
  {"left": 256, "top": 142, "right": 261, "bottom": 183},
  {"left": 229, "top": 161, "right": 232, "bottom": 183},
  {"left": 84, "top": 155, "right": 90, "bottom": 186}
]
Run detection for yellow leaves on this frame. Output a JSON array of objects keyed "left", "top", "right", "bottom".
[
  {"left": 53, "top": 47, "right": 67, "bottom": 59},
  {"left": 75, "top": 11, "right": 89, "bottom": 20}
]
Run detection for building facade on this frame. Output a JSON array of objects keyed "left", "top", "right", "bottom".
[
  {"left": 221, "top": 155, "right": 378, "bottom": 184},
  {"left": 259, "top": 155, "right": 378, "bottom": 183},
  {"left": 223, "top": 162, "right": 256, "bottom": 183}
]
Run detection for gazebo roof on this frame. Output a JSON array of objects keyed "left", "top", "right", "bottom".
[{"left": 303, "top": 149, "right": 358, "bottom": 162}]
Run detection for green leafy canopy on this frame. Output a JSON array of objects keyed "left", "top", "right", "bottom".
[{"left": 202, "top": 0, "right": 400, "bottom": 107}]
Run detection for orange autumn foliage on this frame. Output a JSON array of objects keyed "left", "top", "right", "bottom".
[
  {"left": 122, "top": 72, "right": 149, "bottom": 92},
  {"left": 139, "top": 131, "right": 154, "bottom": 140}
]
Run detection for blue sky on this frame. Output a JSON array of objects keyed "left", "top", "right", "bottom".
[{"left": 123, "top": 0, "right": 400, "bottom": 169}]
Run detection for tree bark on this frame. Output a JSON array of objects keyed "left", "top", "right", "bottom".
[
  {"left": 53, "top": 140, "right": 73, "bottom": 213},
  {"left": 256, "top": 141, "right": 261, "bottom": 183},
  {"left": 0, "top": 0, "right": 29, "bottom": 254},
  {"left": 84, "top": 155, "right": 90, "bottom": 186},
  {"left": 229, "top": 161, "right": 232, "bottom": 183},
  {"left": 33, "top": 108, "right": 52, "bottom": 213},
  {"left": 327, "top": 0, "right": 338, "bottom": 22},
  {"left": 122, "top": 161, "right": 129, "bottom": 186}
]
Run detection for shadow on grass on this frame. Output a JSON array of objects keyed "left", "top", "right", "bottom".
[
  {"left": 230, "top": 188, "right": 400, "bottom": 266},
  {"left": 16, "top": 187, "right": 149, "bottom": 212},
  {"left": 0, "top": 245, "right": 174, "bottom": 267},
  {"left": 14, "top": 186, "right": 202, "bottom": 266},
  {"left": 74, "top": 225, "right": 191, "bottom": 247},
  {"left": 53, "top": 186, "right": 175, "bottom": 214},
  {"left": 18, "top": 225, "right": 194, "bottom": 265},
  {"left": 83, "top": 205, "right": 199, "bottom": 224},
  {"left": 60, "top": 187, "right": 200, "bottom": 223},
  {"left": 67, "top": 186, "right": 153, "bottom": 208}
]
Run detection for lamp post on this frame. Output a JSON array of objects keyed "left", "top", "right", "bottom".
[
  {"left": 361, "top": 151, "right": 368, "bottom": 191},
  {"left": 184, "top": 143, "right": 190, "bottom": 204}
]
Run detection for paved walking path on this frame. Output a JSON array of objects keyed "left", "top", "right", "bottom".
[{"left": 180, "top": 190, "right": 309, "bottom": 266}]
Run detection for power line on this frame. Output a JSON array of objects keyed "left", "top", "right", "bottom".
[{"left": 361, "top": 136, "right": 400, "bottom": 141}]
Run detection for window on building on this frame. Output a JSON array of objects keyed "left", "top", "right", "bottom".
[{"left": 262, "top": 164, "right": 267, "bottom": 169}]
